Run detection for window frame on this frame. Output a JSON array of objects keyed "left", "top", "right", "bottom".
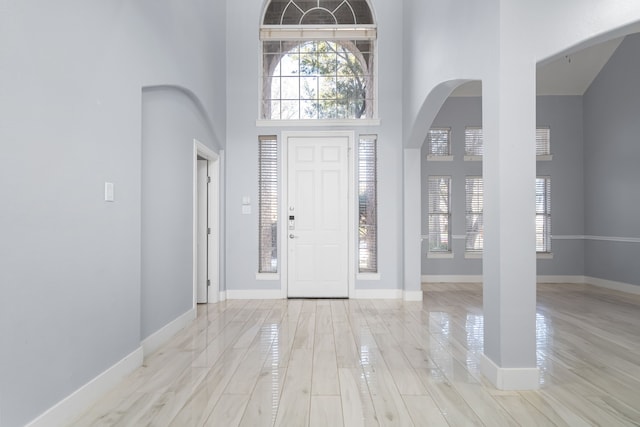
[
  {"left": 427, "top": 176, "right": 452, "bottom": 255},
  {"left": 536, "top": 126, "right": 552, "bottom": 160},
  {"left": 258, "top": 135, "right": 279, "bottom": 274},
  {"left": 536, "top": 176, "right": 552, "bottom": 253},
  {"left": 426, "top": 127, "right": 453, "bottom": 161},
  {"left": 259, "top": 1, "right": 377, "bottom": 123},
  {"left": 464, "top": 126, "right": 483, "bottom": 161},
  {"left": 358, "top": 134, "right": 378, "bottom": 274},
  {"left": 465, "top": 176, "right": 484, "bottom": 254}
]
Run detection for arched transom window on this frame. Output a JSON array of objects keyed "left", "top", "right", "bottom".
[{"left": 261, "top": 0, "right": 376, "bottom": 120}]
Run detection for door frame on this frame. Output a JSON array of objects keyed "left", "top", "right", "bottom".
[
  {"left": 280, "top": 130, "right": 356, "bottom": 298},
  {"left": 193, "top": 139, "right": 220, "bottom": 306}
]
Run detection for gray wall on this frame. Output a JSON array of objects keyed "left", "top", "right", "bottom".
[
  {"left": 141, "top": 87, "right": 220, "bottom": 340},
  {"left": 224, "top": 0, "right": 405, "bottom": 291},
  {"left": 536, "top": 96, "right": 585, "bottom": 276},
  {"left": 583, "top": 33, "right": 640, "bottom": 287},
  {"left": 421, "top": 96, "right": 585, "bottom": 277},
  {"left": 0, "top": 1, "right": 225, "bottom": 425}
]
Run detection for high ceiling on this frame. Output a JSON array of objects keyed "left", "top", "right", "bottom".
[{"left": 450, "top": 36, "right": 624, "bottom": 97}]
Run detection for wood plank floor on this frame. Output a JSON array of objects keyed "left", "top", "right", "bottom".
[{"left": 71, "top": 283, "right": 640, "bottom": 426}]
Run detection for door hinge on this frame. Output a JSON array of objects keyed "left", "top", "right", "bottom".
[
  {"left": 207, "top": 176, "right": 211, "bottom": 183},
  {"left": 208, "top": 228, "right": 211, "bottom": 235},
  {"left": 207, "top": 279, "right": 211, "bottom": 287}
]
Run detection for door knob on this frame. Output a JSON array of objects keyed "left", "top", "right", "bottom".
[{"left": 289, "top": 234, "right": 296, "bottom": 239}]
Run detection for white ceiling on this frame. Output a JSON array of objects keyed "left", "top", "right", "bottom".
[{"left": 450, "top": 36, "right": 624, "bottom": 97}]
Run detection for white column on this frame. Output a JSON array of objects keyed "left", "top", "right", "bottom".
[
  {"left": 480, "top": 49, "right": 539, "bottom": 389},
  {"left": 403, "top": 148, "right": 423, "bottom": 301}
]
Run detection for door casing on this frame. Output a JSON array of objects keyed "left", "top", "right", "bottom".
[
  {"left": 193, "top": 139, "right": 220, "bottom": 306},
  {"left": 196, "top": 159, "right": 209, "bottom": 303}
]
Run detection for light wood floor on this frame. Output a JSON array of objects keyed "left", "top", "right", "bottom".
[{"left": 71, "top": 283, "right": 640, "bottom": 426}]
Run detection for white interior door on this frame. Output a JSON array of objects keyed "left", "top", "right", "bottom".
[
  {"left": 196, "top": 159, "right": 208, "bottom": 303},
  {"left": 287, "top": 135, "right": 349, "bottom": 298}
]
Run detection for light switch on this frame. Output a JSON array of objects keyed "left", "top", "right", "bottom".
[
  {"left": 105, "top": 182, "right": 114, "bottom": 202},
  {"left": 242, "top": 205, "right": 252, "bottom": 215},
  {"left": 242, "top": 196, "right": 251, "bottom": 205}
]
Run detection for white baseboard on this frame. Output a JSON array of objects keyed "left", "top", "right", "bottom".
[
  {"left": 422, "top": 274, "right": 640, "bottom": 295},
  {"left": 218, "top": 290, "right": 227, "bottom": 301},
  {"left": 207, "top": 287, "right": 219, "bottom": 304},
  {"left": 585, "top": 276, "right": 640, "bottom": 295},
  {"left": 142, "top": 308, "right": 196, "bottom": 357},
  {"left": 536, "top": 275, "right": 585, "bottom": 284},
  {"left": 423, "top": 274, "right": 583, "bottom": 284},
  {"left": 226, "top": 288, "right": 422, "bottom": 300},
  {"left": 422, "top": 275, "right": 482, "bottom": 283},
  {"left": 27, "top": 308, "right": 199, "bottom": 427},
  {"left": 353, "top": 289, "right": 403, "bottom": 299},
  {"left": 480, "top": 353, "right": 539, "bottom": 390},
  {"left": 226, "top": 289, "right": 284, "bottom": 299},
  {"left": 26, "top": 347, "right": 144, "bottom": 427},
  {"left": 403, "top": 290, "right": 423, "bottom": 301}
]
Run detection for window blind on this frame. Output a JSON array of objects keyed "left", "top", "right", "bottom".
[
  {"left": 536, "top": 127, "right": 551, "bottom": 156},
  {"left": 465, "top": 127, "right": 483, "bottom": 157},
  {"left": 259, "top": 136, "right": 279, "bottom": 273},
  {"left": 465, "top": 177, "right": 484, "bottom": 251},
  {"left": 536, "top": 177, "right": 551, "bottom": 253},
  {"left": 427, "top": 128, "right": 451, "bottom": 156},
  {"left": 358, "top": 135, "right": 377, "bottom": 273},
  {"left": 427, "top": 176, "right": 451, "bottom": 252}
]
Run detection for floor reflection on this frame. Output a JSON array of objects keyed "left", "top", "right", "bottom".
[{"left": 71, "top": 286, "right": 640, "bottom": 427}]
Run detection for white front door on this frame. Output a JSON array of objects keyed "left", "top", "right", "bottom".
[{"left": 287, "top": 134, "right": 350, "bottom": 298}]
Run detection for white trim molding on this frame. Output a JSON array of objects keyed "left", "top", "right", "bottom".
[
  {"left": 427, "top": 252, "right": 455, "bottom": 259},
  {"left": 27, "top": 307, "right": 201, "bottom": 427},
  {"left": 225, "top": 288, "right": 424, "bottom": 300},
  {"left": 421, "top": 274, "right": 640, "bottom": 295},
  {"left": 403, "top": 290, "right": 423, "bottom": 301},
  {"left": 256, "top": 119, "right": 381, "bottom": 128},
  {"left": 226, "top": 289, "right": 284, "bottom": 300},
  {"left": 255, "top": 273, "right": 280, "bottom": 281},
  {"left": 464, "top": 252, "right": 482, "bottom": 259},
  {"left": 357, "top": 273, "right": 381, "bottom": 281},
  {"left": 426, "top": 155, "right": 454, "bottom": 162},
  {"left": 207, "top": 287, "right": 218, "bottom": 304},
  {"left": 353, "top": 289, "right": 403, "bottom": 299},
  {"left": 193, "top": 140, "right": 221, "bottom": 306},
  {"left": 422, "top": 275, "right": 482, "bottom": 283},
  {"left": 142, "top": 308, "right": 196, "bottom": 357},
  {"left": 421, "top": 234, "right": 466, "bottom": 241},
  {"left": 259, "top": 26, "right": 377, "bottom": 41},
  {"left": 26, "top": 347, "right": 144, "bottom": 427},
  {"left": 585, "top": 235, "right": 640, "bottom": 243},
  {"left": 480, "top": 354, "right": 540, "bottom": 391},
  {"left": 585, "top": 276, "right": 640, "bottom": 295},
  {"left": 537, "top": 275, "right": 585, "bottom": 284},
  {"left": 552, "top": 234, "right": 640, "bottom": 243}
]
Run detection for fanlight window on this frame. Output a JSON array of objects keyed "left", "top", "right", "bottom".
[
  {"left": 261, "top": 0, "right": 376, "bottom": 120},
  {"left": 264, "top": 0, "right": 374, "bottom": 25}
]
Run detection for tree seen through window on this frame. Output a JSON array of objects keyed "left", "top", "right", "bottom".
[{"left": 264, "top": 40, "right": 371, "bottom": 120}]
